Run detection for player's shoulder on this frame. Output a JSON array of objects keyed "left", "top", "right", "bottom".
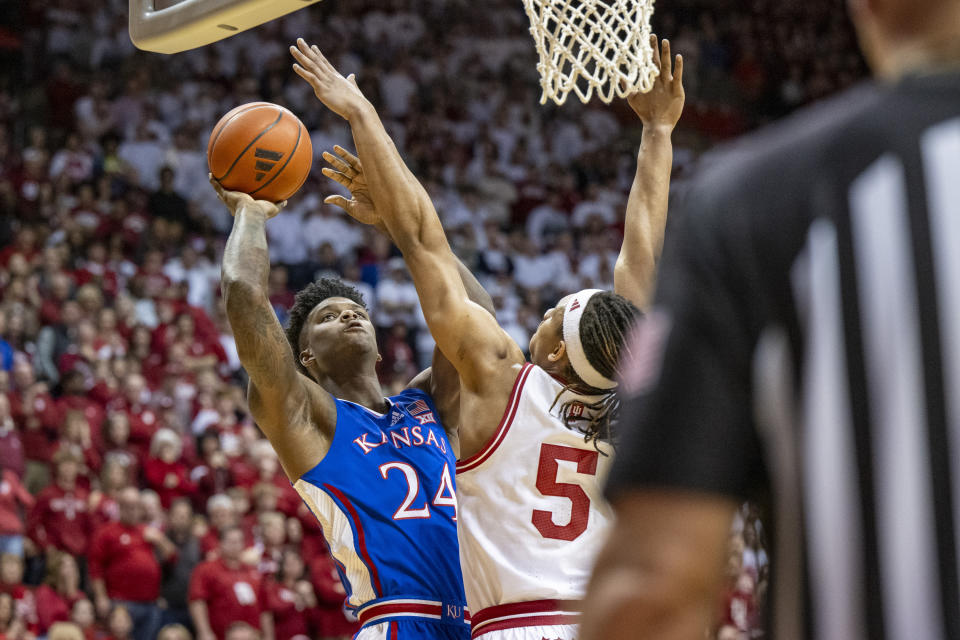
[{"left": 689, "top": 81, "right": 883, "bottom": 204}]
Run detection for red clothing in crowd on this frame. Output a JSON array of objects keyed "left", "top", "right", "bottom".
[
  {"left": 105, "top": 399, "right": 158, "bottom": 462},
  {"left": 260, "top": 578, "right": 310, "bottom": 640},
  {"left": 28, "top": 484, "right": 91, "bottom": 555},
  {"left": 88, "top": 521, "right": 163, "bottom": 602},
  {"left": 0, "top": 470, "right": 34, "bottom": 535},
  {"left": 309, "top": 553, "right": 359, "bottom": 638},
  {"left": 9, "top": 389, "right": 59, "bottom": 462},
  {"left": 297, "top": 504, "right": 328, "bottom": 561},
  {"left": 0, "top": 426, "right": 24, "bottom": 479},
  {"left": 89, "top": 492, "right": 119, "bottom": 530},
  {"left": 0, "top": 583, "right": 38, "bottom": 633},
  {"left": 143, "top": 457, "right": 196, "bottom": 508},
  {"left": 55, "top": 395, "right": 106, "bottom": 444},
  {"left": 188, "top": 559, "right": 262, "bottom": 639},
  {"left": 34, "top": 584, "right": 82, "bottom": 633}
]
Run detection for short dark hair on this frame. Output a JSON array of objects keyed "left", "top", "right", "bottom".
[
  {"left": 554, "top": 291, "right": 641, "bottom": 449},
  {"left": 284, "top": 278, "right": 367, "bottom": 374}
]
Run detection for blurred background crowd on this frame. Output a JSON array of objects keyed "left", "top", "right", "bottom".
[{"left": 0, "top": 0, "right": 858, "bottom": 638}]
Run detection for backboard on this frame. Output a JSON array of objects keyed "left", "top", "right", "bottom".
[{"left": 129, "top": 0, "right": 323, "bottom": 54}]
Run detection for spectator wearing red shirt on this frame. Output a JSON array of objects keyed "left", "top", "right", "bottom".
[
  {"left": 55, "top": 410, "right": 102, "bottom": 481},
  {"left": 250, "top": 452, "right": 298, "bottom": 517},
  {"left": 89, "top": 455, "right": 131, "bottom": 529},
  {"left": 189, "top": 527, "right": 264, "bottom": 640},
  {"left": 0, "top": 554, "right": 37, "bottom": 634},
  {"left": 143, "top": 429, "right": 195, "bottom": 509},
  {"left": 260, "top": 549, "right": 315, "bottom": 640},
  {"left": 27, "top": 449, "right": 91, "bottom": 558},
  {"left": 0, "top": 470, "right": 32, "bottom": 559},
  {"left": 11, "top": 366, "right": 60, "bottom": 486},
  {"left": 34, "top": 552, "right": 83, "bottom": 635},
  {"left": 0, "top": 590, "right": 31, "bottom": 640},
  {"left": 308, "top": 550, "right": 359, "bottom": 639},
  {"left": 252, "top": 512, "right": 285, "bottom": 578},
  {"left": 0, "top": 397, "right": 24, "bottom": 481},
  {"left": 100, "top": 413, "right": 139, "bottom": 480},
  {"left": 190, "top": 432, "right": 232, "bottom": 513},
  {"left": 89, "top": 487, "right": 175, "bottom": 640},
  {"left": 55, "top": 371, "right": 106, "bottom": 444},
  {"left": 199, "top": 494, "right": 250, "bottom": 560},
  {"left": 108, "top": 375, "right": 159, "bottom": 463}
]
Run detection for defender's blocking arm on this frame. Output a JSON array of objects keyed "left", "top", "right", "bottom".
[
  {"left": 320, "top": 144, "right": 495, "bottom": 442},
  {"left": 291, "top": 40, "right": 522, "bottom": 396},
  {"left": 217, "top": 181, "right": 333, "bottom": 479},
  {"left": 615, "top": 36, "right": 684, "bottom": 309}
]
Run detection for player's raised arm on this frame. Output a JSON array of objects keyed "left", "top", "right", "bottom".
[
  {"left": 290, "top": 39, "right": 523, "bottom": 396},
  {"left": 320, "top": 144, "right": 496, "bottom": 437},
  {"left": 615, "top": 36, "right": 684, "bottom": 309},
  {"left": 216, "top": 180, "right": 334, "bottom": 479}
]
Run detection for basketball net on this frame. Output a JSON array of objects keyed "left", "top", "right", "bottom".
[{"left": 522, "top": 0, "right": 659, "bottom": 105}]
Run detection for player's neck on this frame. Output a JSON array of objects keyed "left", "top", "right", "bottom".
[
  {"left": 320, "top": 370, "right": 388, "bottom": 413},
  {"left": 876, "top": 18, "right": 960, "bottom": 80}
]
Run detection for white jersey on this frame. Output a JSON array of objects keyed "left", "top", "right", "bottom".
[{"left": 455, "top": 363, "right": 615, "bottom": 634}]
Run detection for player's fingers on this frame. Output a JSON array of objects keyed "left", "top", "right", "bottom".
[
  {"left": 310, "top": 44, "right": 336, "bottom": 74},
  {"left": 322, "top": 151, "right": 354, "bottom": 176},
  {"left": 333, "top": 145, "right": 361, "bottom": 170},
  {"left": 208, "top": 174, "right": 226, "bottom": 200},
  {"left": 321, "top": 167, "right": 352, "bottom": 188},
  {"left": 674, "top": 54, "right": 683, "bottom": 87},
  {"left": 661, "top": 39, "right": 672, "bottom": 80},
  {"left": 292, "top": 64, "right": 322, "bottom": 89},
  {"left": 324, "top": 195, "right": 352, "bottom": 212},
  {"left": 649, "top": 34, "right": 661, "bottom": 72},
  {"left": 289, "top": 45, "right": 316, "bottom": 72},
  {"left": 347, "top": 73, "right": 359, "bottom": 89}
]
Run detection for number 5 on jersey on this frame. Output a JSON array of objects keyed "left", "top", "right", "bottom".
[
  {"left": 379, "top": 461, "right": 458, "bottom": 521},
  {"left": 532, "top": 443, "right": 599, "bottom": 541}
]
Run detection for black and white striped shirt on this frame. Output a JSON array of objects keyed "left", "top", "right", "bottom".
[{"left": 608, "top": 70, "right": 960, "bottom": 640}]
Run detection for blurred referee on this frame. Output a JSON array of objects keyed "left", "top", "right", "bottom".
[{"left": 581, "top": 0, "right": 960, "bottom": 639}]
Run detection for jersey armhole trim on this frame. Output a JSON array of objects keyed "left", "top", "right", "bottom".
[{"left": 456, "top": 362, "right": 534, "bottom": 474}]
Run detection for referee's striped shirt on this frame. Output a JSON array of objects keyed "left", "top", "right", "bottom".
[{"left": 608, "top": 70, "right": 960, "bottom": 640}]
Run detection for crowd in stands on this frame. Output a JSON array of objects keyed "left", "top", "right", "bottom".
[{"left": 0, "top": 0, "right": 858, "bottom": 638}]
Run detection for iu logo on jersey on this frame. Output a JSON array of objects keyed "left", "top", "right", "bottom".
[{"left": 568, "top": 402, "right": 585, "bottom": 418}]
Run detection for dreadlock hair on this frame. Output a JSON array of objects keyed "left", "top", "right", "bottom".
[
  {"left": 284, "top": 278, "right": 368, "bottom": 376},
  {"left": 550, "top": 290, "right": 641, "bottom": 451}
]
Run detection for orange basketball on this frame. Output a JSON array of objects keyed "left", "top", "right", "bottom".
[{"left": 207, "top": 102, "right": 313, "bottom": 203}]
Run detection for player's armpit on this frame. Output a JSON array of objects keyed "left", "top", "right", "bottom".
[{"left": 580, "top": 490, "right": 736, "bottom": 640}]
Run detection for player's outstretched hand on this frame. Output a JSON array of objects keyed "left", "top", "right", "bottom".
[
  {"left": 627, "top": 35, "right": 685, "bottom": 129},
  {"left": 321, "top": 145, "right": 382, "bottom": 226},
  {"left": 209, "top": 174, "right": 284, "bottom": 219},
  {"left": 290, "top": 38, "right": 369, "bottom": 120}
]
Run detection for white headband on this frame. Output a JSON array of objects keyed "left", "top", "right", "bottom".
[{"left": 561, "top": 289, "right": 618, "bottom": 390}]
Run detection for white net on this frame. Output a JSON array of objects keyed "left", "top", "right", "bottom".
[{"left": 522, "top": 0, "right": 659, "bottom": 105}]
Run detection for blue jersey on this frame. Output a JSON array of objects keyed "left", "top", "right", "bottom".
[{"left": 293, "top": 388, "right": 469, "bottom": 636}]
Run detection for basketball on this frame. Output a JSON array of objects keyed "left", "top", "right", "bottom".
[{"left": 207, "top": 102, "right": 313, "bottom": 202}]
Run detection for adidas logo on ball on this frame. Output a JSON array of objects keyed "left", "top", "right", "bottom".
[{"left": 254, "top": 148, "right": 284, "bottom": 181}]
